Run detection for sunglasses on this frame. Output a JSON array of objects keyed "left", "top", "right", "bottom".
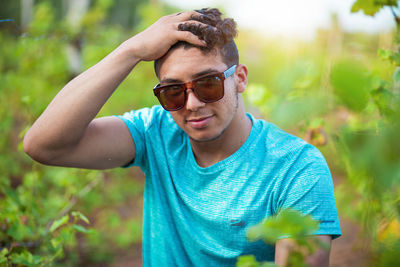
[{"left": 153, "top": 65, "right": 237, "bottom": 111}]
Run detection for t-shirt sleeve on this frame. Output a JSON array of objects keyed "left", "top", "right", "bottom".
[
  {"left": 277, "top": 144, "right": 342, "bottom": 240},
  {"left": 114, "top": 107, "right": 157, "bottom": 168}
]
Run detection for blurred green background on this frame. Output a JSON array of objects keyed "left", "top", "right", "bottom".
[{"left": 0, "top": 0, "right": 399, "bottom": 266}]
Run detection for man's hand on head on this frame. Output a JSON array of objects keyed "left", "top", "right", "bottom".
[{"left": 124, "top": 11, "right": 211, "bottom": 62}]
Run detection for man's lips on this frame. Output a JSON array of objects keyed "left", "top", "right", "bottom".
[{"left": 186, "top": 115, "right": 214, "bottom": 129}]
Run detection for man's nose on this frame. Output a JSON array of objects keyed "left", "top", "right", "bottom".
[{"left": 186, "top": 89, "right": 205, "bottom": 111}]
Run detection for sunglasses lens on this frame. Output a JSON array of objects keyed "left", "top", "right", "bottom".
[
  {"left": 195, "top": 76, "right": 224, "bottom": 102},
  {"left": 155, "top": 73, "right": 225, "bottom": 111},
  {"left": 159, "top": 85, "right": 185, "bottom": 111}
]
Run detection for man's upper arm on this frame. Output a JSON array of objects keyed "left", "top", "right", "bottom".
[
  {"left": 275, "top": 235, "right": 332, "bottom": 267},
  {"left": 47, "top": 116, "right": 136, "bottom": 170},
  {"left": 276, "top": 144, "right": 341, "bottom": 239}
]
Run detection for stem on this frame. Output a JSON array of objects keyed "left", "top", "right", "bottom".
[
  {"left": 389, "top": 6, "right": 400, "bottom": 43},
  {"left": 390, "top": 6, "right": 400, "bottom": 28},
  {"left": 44, "top": 173, "right": 104, "bottom": 234},
  {"left": 390, "top": 6, "right": 397, "bottom": 19}
]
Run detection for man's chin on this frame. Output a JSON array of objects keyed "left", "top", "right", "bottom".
[
  {"left": 188, "top": 129, "right": 226, "bottom": 143},
  {"left": 189, "top": 135, "right": 219, "bottom": 143}
]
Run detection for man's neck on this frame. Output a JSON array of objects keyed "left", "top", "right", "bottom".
[{"left": 190, "top": 109, "right": 252, "bottom": 168}]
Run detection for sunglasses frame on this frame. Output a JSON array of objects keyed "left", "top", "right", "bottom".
[{"left": 153, "top": 65, "right": 237, "bottom": 111}]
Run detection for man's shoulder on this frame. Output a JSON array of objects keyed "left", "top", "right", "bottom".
[{"left": 250, "top": 115, "right": 323, "bottom": 163}]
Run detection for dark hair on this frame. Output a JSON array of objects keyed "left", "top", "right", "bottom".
[{"left": 154, "top": 8, "right": 239, "bottom": 78}]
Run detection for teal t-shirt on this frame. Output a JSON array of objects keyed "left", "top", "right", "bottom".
[{"left": 117, "top": 105, "right": 341, "bottom": 266}]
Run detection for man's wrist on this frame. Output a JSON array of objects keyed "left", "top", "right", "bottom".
[{"left": 114, "top": 39, "right": 142, "bottom": 67}]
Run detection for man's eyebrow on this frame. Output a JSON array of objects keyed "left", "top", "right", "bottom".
[
  {"left": 160, "top": 68, "right": 220, "bottom": 84},
  {"left": 160, "top": 78, "right": 182, "bottom": 84},
  {"left": 192, "top": 68, "right": 220, "bottom": 79}
]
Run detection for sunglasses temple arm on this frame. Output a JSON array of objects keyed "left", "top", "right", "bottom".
[{"left": 223, "top": 65, "right": 237, "bottom": 78}]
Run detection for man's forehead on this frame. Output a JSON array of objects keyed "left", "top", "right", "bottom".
[{"left": 162, "top": 46, "right": 220, "bottom": 65}]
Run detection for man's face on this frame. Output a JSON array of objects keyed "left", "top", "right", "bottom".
[{"left": 158, "top": 47, "right": 239, "bottom": 142}]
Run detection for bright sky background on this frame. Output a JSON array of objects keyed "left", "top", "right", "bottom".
[{"left": 162, "top": 0, "right": 395, "bottom": 40}]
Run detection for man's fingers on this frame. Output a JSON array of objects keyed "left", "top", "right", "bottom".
[
  {"left": 175, "top": 21, "right": 215, "bottom": 33},
  {"left": 168, "top": 11, "right": 213, "bottom": 47},
  {"left": 173, "top": 10, "right": 203, "bottom": 22},
  {"left": 174, "top": 30, "right": 207, "bottom": 47},
  {"left": 175, "top": 21, "right": 216, "bottom": 45}
]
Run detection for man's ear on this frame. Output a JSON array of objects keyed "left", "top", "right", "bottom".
[{"left": 235, "top": 64, "right": 248, "bottom": 93}]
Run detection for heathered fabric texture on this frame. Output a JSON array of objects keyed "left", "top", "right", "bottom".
[{"left": 117, "top": 105, "right": 341, "bottom": 266}]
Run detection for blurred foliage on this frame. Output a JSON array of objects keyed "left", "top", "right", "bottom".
[
  {"left": 246, "top": 210, "right": 319, "bottom": 245},
  {"left": 0, "top": 0, "right": 151, "bottom": 266},
  {"left": 0, "top": 0, "right": 148, "bottom": 31},
  {"left": 351, "top": 0, "right": 397, "bottom": 16},
  {"left": 237, "top": 255, "right": 278, "bottom": 267},
  {"left": 241, "top": 1, "right": 400, "bottom": 266},
  {"left": 1, "top": 0, "right": 400, "bottom": 266},
  {"left": 330, "top": 59, "right": 372, "bottom": 111},
  {"left": 237, "top": 209, "right": 323, "bottom": 267}
]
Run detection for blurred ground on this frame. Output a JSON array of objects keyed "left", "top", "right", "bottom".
[{"left": 330, "top": 216, "right": 370, "bottom": 267}]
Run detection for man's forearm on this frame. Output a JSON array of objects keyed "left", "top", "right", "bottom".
[{"left": 23, "top": 42, "right": 140, "bottom": 156}]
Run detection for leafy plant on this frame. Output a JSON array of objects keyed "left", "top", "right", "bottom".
[{"left": 237, "top": 209, "right": 323, "bottom": 267}]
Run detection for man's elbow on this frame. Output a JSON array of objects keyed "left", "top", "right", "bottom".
[{"left": 23, "top": 131, "right": 55, "bottom": 165}]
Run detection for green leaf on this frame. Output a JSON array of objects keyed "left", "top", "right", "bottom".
[
  {"left": 236, "top": 255, "right": 259, "bottom": 267},
  {"left": 378, "top": 48, "right": 393, "bottom": 61},
  {"left": 7, "top": 223, "right": 33, "bottom": 241},
  {"left": 72, "top": 211, "right": 90, "bottom": 224},
  {"left": 259, "top": 263, "right": 279, "bottom": 267},
  {"left": 351, "top": 0, "right": 381, "bottom": 16},
  {"left": 236, "top": 255, "right": 278, "bottom": 267},
  {"left": 51, "top": 237, "right": 61, "bottom": 249},
  {"left": 32, "top": 255, "right": 43, "bottom": 265},
  {"left": 0, "top": 248, "right": 8, "bottom": 257},
  {"left": 393, "top": 67, "right": 400, "bottom": 83},
  {"left": 0, "top": 257, "right": 7, "bottom": 264},
  {"left": 330, "top": 59, "right": 372, "bottom": 112},
  {"left": 50, "top": 215, "right": 69, "bottom": 233},
  {"left": 0, "top": 248, "right": 8, "bottom": 264},
  {"left": 4, "top": 188, "right": 21, "bottom": 206},
  {"left": 72, "top": 224, "right": 94, "bottom": 234},
  {"left": 10, "top": 250, "right": 42, "bottom": 266},
  {"left": 247, "top": 209, "right": 319, "bottom": 244},
  {"left": 371, "top": 87, "right": 395, "bottom": 116},
  {"left": 350, "top": 0, "right": 396, "bottom": 16}
]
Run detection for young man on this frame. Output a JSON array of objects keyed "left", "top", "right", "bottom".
[{"left": 23, "top": 8, "right": 341, "bottom": 266}]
